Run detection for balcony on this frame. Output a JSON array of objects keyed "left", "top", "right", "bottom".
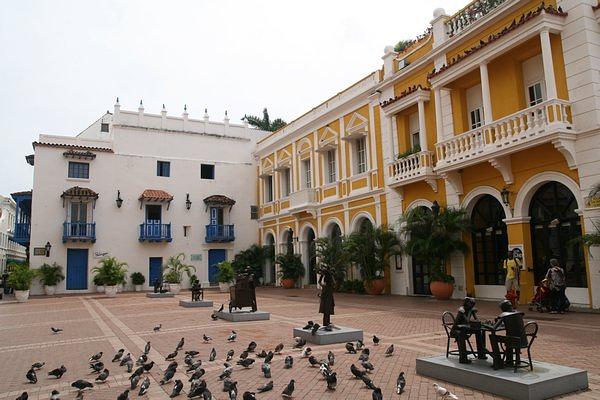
[
  {"left": 139, "top": 223, "right": 172, "bottom": 242},
  {"left": 288, "top": 188, "right": 318, "bottom": 216},
  {"left": 205, "top": 224, "right": 235, "bottom": 243},
  {"left": 387, "top": 151, "right": 438, "bottom": 191},
  {"left": 63, "top": 222, "right": 96, "bottom": 243},
  {"left": 435, "top": 99, "right": 575, "bottom": 173},
  {"left": 445, "top": 0, "right": 508, "bottom": 37},
  {"left": 13, "top": 223, "right": 30, "bottom": 246}
]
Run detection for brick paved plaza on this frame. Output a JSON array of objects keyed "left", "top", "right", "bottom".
[{"left": 1, "top": 289, "right": 599, "bottom": 400}]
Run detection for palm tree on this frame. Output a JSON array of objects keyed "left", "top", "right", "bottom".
[
  {"left": 232, "top": 244, "right": 270, "bottom": 280},
  {"left": 162, "top": 253, "right": 195, "bottom": 284},
  {"left": 243, "top": 108, "right": 286, "bottom": 132},
  {"left": 344, "top": 225, "right": 402, "bottom": 282},
  {"left": 315, "top": 237, "right": 348, "bottom": 286}
]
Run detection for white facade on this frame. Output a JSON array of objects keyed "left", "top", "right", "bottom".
[
  {"left": 28, "top": 101, "right": 268, "bottom": 294},
  {"left": 0, "top": 196, "right": 27, "bottom": 271}
]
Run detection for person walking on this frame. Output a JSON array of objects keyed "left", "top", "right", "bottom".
[
  {"left": 545, "top": 259, "right": 566, "bottom": 314},
  {"left": 503, "top": 250, "right": 522, "bottom": 305}
]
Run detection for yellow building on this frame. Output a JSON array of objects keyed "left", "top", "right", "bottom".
[{"left": 256, "top": 0, "right": 600, "bottom": 308}]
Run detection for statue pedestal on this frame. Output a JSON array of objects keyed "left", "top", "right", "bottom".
[
  {"left": 216, "top": 310, "right": 270, "bottom": 322},
  {"left": 416, "top": 355, "right": 588, "bottom": 400},
  {"left": 179, "top": 300, "right": 213, "bottom": 308},
  {"left": 292, "top": 326, "right": 363, "bottom": 345},
  {"left": 146, "top": 292, "right": 175, "bottom": 298}
]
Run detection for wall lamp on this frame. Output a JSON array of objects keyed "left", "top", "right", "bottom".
[
  {"left": 116, "top": 190, "right": 123, "bottom": 208},
  {"left": 186, "top": 193, "right": 192, "bottom": 210}
]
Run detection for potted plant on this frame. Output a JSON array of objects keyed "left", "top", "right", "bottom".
[
  {"left": 7, "top": 263, "right": 37, "bottom": 302},
  {"left": 162, "top": 253, "right": 196, "bottom": 294},
  {"left": 231, "top": 244, "right": 269, "bottom": 283},
  {"left": 401, "top": 203, "right": 469, "bottom": 300},
  {"left": 93, "top": 274, "right": 105, "bottom": 293},
  {"left": 130, "top": 272, "right": 145, "bottom": 292},
  {"left": 92, "top": 257, "right": 128, "bottom": 298},
  {"left": 216, "top": 261, "right": 235, "bottom": 293},
  {"left": 38, "top": 262, "right": 65, "bottom": 295},
  {"left": 315, "top": 237, "right": 348, "bottom": 290},
  {"left": 275, "top": 253, "right": 305, "bottom": 288}
]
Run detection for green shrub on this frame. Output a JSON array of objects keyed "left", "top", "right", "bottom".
[
  {"left": 276, "top": 253, "right": 305, "bottom": 281},
  {"left": 7, "top": 263, "right": 37, "bottom": 291},
  {"left": 92, "top": 257, "right": 128, "bottom": 286},
  {"left": 217, "top": 261, "right": 235, "bottom": 283},
  {"left": 38, "top": 263, "right": 65, "bottom": 286},
  {"left": 162, "top": 253, "right": 196, "bottom": 284},
  {"left": 130, "top": 272, "right": 145, "bottom": 285}
]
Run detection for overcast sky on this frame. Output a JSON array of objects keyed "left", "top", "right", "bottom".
[{"left": 0, "top": 0, "right": 465, "bottom": 196}]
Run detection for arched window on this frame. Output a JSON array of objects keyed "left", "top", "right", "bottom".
[
  {"left": 530, "top": 182, "right": 585, "bottom": 287},
  {"left": 411, "top": 206, "right": 432, "bottom": 295},
  {"left": 357, "top": 218, "right": 373, "bottom": 233},
  {"left": 306, "top": 228, "right": 317, "bottom": 284},
  {"left": 284, "top": 229, "right": 294, "bottom": 255},
  {"left": 330, "top": 223, "right": 342, "bottom": 245},
  {"left": 471, "top": 195, "right": 508, "bottom": 285},
  {"left": 265, "top": 234, "right": 276, "bottom": 283}
]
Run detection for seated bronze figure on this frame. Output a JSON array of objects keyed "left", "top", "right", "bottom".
[
  {"left": 450, "top": 297, "right": 488, "bottom": 363},
  {"left": 191, "top": 282, "right": 204, "bottom": 301},
  {"left": 228, "top": 268, "right": 257, "bottom": 313}
]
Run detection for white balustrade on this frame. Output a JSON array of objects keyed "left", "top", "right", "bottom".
[
  {"left": 290, "top": 188, "right": 318, "bottom": 209},
  {"left": 446, "top": 0, "right": 508, "bottom": 37},
  {"left": 388, "top": 151, "right": 435, "bottom": 183}
]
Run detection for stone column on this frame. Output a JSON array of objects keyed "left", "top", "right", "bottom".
[
  {"left": 540, "top": 29, "right": 558, "bottom": 100},
  {"left": 479, "top": 63, "right": 493, "bottom": 124},
  {"left": 417, "top": 99, "right": 428, "bottom": 151}
]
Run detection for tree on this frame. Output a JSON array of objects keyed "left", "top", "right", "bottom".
[
  {"left": 231, "top": 244, "right": 270, "bottom": 280},
  {"left": 162, "top": 253, "right": 195, "bottom": 284},
  {"left": 243, "top": 108, "right": 286, "bottom": 132},
  {"left": 315, "top": 237, "right": 348, "bottom": 287},
  {"left": 344, "top": 225, "right": 402, "bottom": 282}
]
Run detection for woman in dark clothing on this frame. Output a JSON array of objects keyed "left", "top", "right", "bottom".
[
  {"left": 318, "top": 268, "right": 335, "bottom": 327},
  {"left": 545, "top": 258, "right": 566, "bottom": 313}
]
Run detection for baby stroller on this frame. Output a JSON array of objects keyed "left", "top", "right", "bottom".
[{"left": 528, "top": 279, "right": 551, "bottom": 312}]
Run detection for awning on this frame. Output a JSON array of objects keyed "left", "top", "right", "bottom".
[
  {"left": 203, "top": 195, "right": 236, "bottom": 207},
  {"left": 139, "top": 189, "right": 174, "bottom": 202},
  {"left": 61, "top": 187, "right": 99, "bottom": 199}
]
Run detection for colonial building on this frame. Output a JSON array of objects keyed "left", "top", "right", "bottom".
[
  {"left": 18, "top": 101, "right": 267, "bottom": 294},
  {"left": 0, "top": 195, "right": 27, "bottom": 271}
]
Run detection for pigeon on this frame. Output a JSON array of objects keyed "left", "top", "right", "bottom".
[
  {"left": 327, "top": 351, "right": 335, "bottom": 366},
  {"left": 396, "top": 372, "right": 406, "bottom": 394},
  {"left": 166, "top": 361, "right": 178, "bottom": 372},
  {"left": 356, "top": 339, "right": 364, "bottom": 350},
  {"left": 31, "top": 362, "right": 45, "bottom": 370},
  {"left": 116, "top": 390, "right": 129, "bottom": 400},
  {"left": 138, "top": 377, "right": 150, "bottom": 396},
  {"left": 89, "top": 361, "right": 104, "bottom": 373},
  {"left": 89, "top": 352, "right": 103, "bottom": 362},
  {"left": 185, "top": 350, "right": 200, "bottom": 357},
  {"left": 372, "top": 335, "right": 380, "bottom": 346},
  {"left": 50, "top": 389, "right": 60, "bottom": 400},
  {"left": 326, "top": 371, "right": 337, "bottom": 390},
  {"left": 311, "top": 323, "right": 320, "bottom": 335},
  {"left": 242, "top": 392, "right": 256, "bottom": 400},
  {"left": 51, "top": 327, "right": 63, "bottom": 334},
  {"left": 361, "top": 375, "right": 378, "bottom": 390},
  {"left": 165, "top": 350, "right": 178, "bottom": 361},
  {"left": 26, "top": 368, "right": 37, "bottom": 384},
  {"left": 188, "top": 380, "right": 207, "bottom": 398},
  {"left": 71, "top": 380, "right": 93, "bottom": 391},
  {"left": 74, "top": 391, "right": 83, "bottom": 400},
  {"left": 433, "top": 383, "right": 459, "bottom": 399},
  {"left": 130, "top": 374, "right": 140, "bottom": 390},
  {"left": 284, "top": 355, "right": 293, "bottom": 369},
  {"left": 361, "top": 361, "right": 374, "bottom": 373},
  {"left": 112, "top": 349, "right": 124, "bottom": 362},
  {"left": 226, "top": 349, "right": 235, "bottom": 361},
  {"left": 223, "top": 379, "right": 237, "bottom": 393},
  {"left": 246, "top": 341, "right": 257, "bottom": 352},
  {"left": 228, "top": 387, "right": 237, "bottom": 400},
  {"left": 203, "top": 334, "right": 213, "bottom": 343},
  {"left": 144, "top": 341, "right": 151, "bottom": 355},
  {"left": 281, "top": 379, "right": 295, "bottom": 398},
  {"left": 218, "top": 304, "right": 224, "bottom": 312},
  {"left": 301, "top": 347, "right": 312, "bottom": 358},
  {"left": 293, "top": 337, "right": 306, "bottom": 348},
  {"left": 372, "top": 387, "right": 383, "bottom": 400},
  {"left": 264, "top": 351, "right": 274, "bottom": 364},
  {"left": 136, "top": 354, "right": 148, "bottom": 366},
  {"left": 346, "top": 342, "right": 357, "bottom": 354},
  {"left": 15, "top": 393, "right": 28, "bottom": 400},
  {"left": 176, "top": 337, "right": 185, "bottom": 350},
  {"left": 239, "top": 350, "right": 249, "bottom": 360},
  {"left": 160, "top": 368, "right": 175, "bottom": 385},
  {"left": 211, "top": 312, "right": 219, "bottom": 321},
  {"left": 119, "top": 353, "right": 132, "bottom": 366},
  {"left": 237, "top": 358, "right": 255, "bottom": 368},
  {"left": 143, "top": 361, "right": 155, "bottom": 373},
  {"left": 202, "top": 389, "right": 213, "bottom": 400},
  {"left": 320, "top": 362, "right": 332, "bottom": 378},
  {"left": 274, "top": 343, "right": 284, "bottom": 354},
  {"left": 125, "top": 359, "right": 133, "bottom": 373},
  {"left": 153, "top": 324, "right": 162, "bottom": 332},
  {"left": 359, "top": 348, "right": 370, "bottom": 362},
  {"left": 385, "top": 344, "right": 394, "bottom": 357},
  {"left": 48, "top": 365, "right": 67, "bottom": 379},
  {"left": 184, "top": 355, "right": 194, "bottom": 366},
  {"left": 209, "top": 348, "right": 217, "bottom": 362},
  {"left": 186, "top": 361, "right": 202, "bottom": 372},
  {"left": 227, "top": 331, "right": 237, "bottom": 342},
  {"left": 170, "top": 379, "right": 183, "bottom": 398},
  {"left": 303, "top": 321, "right": 314, "bottom": 330},
  {"left": 308, "top": 355, "right": 319, "bottom": 367},
  {"left": 132, "top": 366, "right": 144, "bottom": 378},
  {"left": 257, "top": 350, "right": 267, "bottom": 358},
  {"left": 262, "top": 363, "right": 271, "bottom": 378},
  {"left": 257, "top": 380, "right": 273, "bottom": 393},
  {"left": 219, "top": 364, "right": 233, "bottom": 380},
  {"left": 95, "top": 369, "right": 109, "bottom": 383},
  {"left": 351, "top": 363, "right": 365, "bottom": 379},
  {"left": 190, "top": 368, "right": 206, "bottom": 381}
]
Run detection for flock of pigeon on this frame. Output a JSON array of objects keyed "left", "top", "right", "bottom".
[{"left": 15, "top": 307, "right": 459, "bottom": 400}]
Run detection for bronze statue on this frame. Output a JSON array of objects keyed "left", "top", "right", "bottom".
[
  {"left": 153, "top": 277, "right": 166, "bottom": 293},
  {"left": 191, "top": 282, "right": 204, "bottom": 301},
  {"left": 488, "top": 300, "right": 526, "bottom": 370},
  {"left": 229, "top": 268, "right": 257, "bottom": 313},
  {"left": 450, "top": 297, "right": 487, "bottom": 363},
  {"left": 318, "top": 267, "right": 335, "bottom": 328}
]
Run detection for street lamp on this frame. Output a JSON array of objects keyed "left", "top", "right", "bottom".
[
  {"left": 44, "top": 242, "right": 52, "bottom": 257},
  {"left": 116, "top": 190, "right": 123, "bottom": 208},
  {"left": 431, "top": 200, "right": 440, "bottom": 216},
  {"left": 186, "top": 193, "right": 192, "bottom": 210},
  {"left": 501, "top": 187, "right": 510, "bottom": 207}
]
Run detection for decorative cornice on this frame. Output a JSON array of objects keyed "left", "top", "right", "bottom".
[
  {"left": 380, "top": 85, "right": 431, "bottom": 108},
  {"left": 33, "top": 142, "right": 113, "bottom": 153}
]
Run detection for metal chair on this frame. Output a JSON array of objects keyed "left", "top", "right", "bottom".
[
  {"left": 442, "top": 311, "right": 475, "bottom": 358},
  {"left": 502, "top": 321, "right": 538, "bottom": 372}
]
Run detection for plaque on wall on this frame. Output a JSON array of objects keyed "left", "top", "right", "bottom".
[{"left": 33, "top": 247, "right": 46, "bottom": 256}]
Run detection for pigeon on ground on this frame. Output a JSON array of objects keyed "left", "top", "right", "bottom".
[
  {"left": 346, "top": 342, "right": 357, "bottom": 354},
  {"left": 361, "top": 361, "right": 374, "bottom": 373},
  {"left": 132, "top": 366, "right": 144, "bottom": 378},
  {"left": 130, "top": 374, "right": 140, "bottom": 390},
  {"left": 242, "top": 392, "right": 256, "bottom": 400},
  {"left": 356, "top": 339, "right": 364, "bottom": 350},
  {"left": 125, "top": 359, "right": 133, "bottom": 373},
  {"left": 160, "top": 368, "right": 175, "bottom": 385},
  {"left": 281, "top": 379, "right": 295, "bottom": 398},
  {"left": 326, "top": 371, "right": 337, "bottom": 390},
  {"left": 89, "top": 361, "right": 104, "bottom": 373},
  {"left": 185, "top": 350, "right": 200, "bottom": 357},
  {"left": 74, "top": 391, "right": 83, "bottom": 400},
  {"left": 188, "top": 380, "right": 207, "bottom": 398},
  {"left": 361, "top": 375, "right": 378, "bottom": 390},
  {"left": 351, "top": 363, "right": 365, "bottom": 379},
  {"left": 239, "top": 350, "right": 249, "bottom": 360},
  {"left": 262, "top": 363, "right": 271, "bottom": 378},
  {"left": 51, "top": 327, "right": 63, "bottom": 334},
  {"left": 264, "top": 351, "right": 274, "bottom": 364},
  {"left": 274, "top": 343, "right": 284, "bottom": 354},
  {"left": 308, "top": 355, "right": 319, "bottom": 367},
  {"left": 301, "top": 347, "right": 312, "bottom": 358},
  {"left": 186, "top": 361, "right": 202, "bottom": 372},
  {"left": 31, "top": 362, "right": 45, "bottom": 370},
  {"left": 246, "top": 341, "right": 257, "bottom": 352},
  {"left": 372, "top": 387, "right": 383, "bottom": 400},
  {"left": 176, "top": 337, "right": 185, "bottom": 350},
  {"left": 190, "top": 368, "right": 206, "bottom": 381},
  {"left": 223, "top": 379, "right": 237, "bottom": 393},
  {"left": 237, "top": 358, "right": 255, "bottom": 368},
  {"left": 26, "top": 368, "right": 37, "bottom": 384},
  {"left": 170, "top": 379, "right": 183, "bottom": 398},
  {"left": 359, "top": 348, "right": 370, "bottom": 362},
  {"left": 257, "top": 350, "right": 267, "bottom": 358},
  {"left": 211, "top": 307, "right": 220, "bottom": 320},
  {"left": 433, "top": 383, "right": 459, "bottom": 399},
  {"left": 165, "top": 350, "right": 178, "bottom": 361},
  {"left": 227, "top": 331, "right": 237, "bottom": 342},
  {"left": 95, "top": 369, "right": 109, "bottom": 383},
  {"left": 325, "top": 351, "right": 335, "bottom": 368},
  {"left": 203, "top": 334, "right": 212, "bottom": 343},
  {"left": 112, "top": 349, "right": 124, "bottom": 362},
  {"left": 293, "top": 337, "right": 306, "bottom": 348},
  {"left": 89, "top": 352, "right": 103, "bottom": 362},
  {"left": 311, "top": 323, "right": 320, "bottom": 335},
  {"left": 184, "top": 355, "right": 194, "bottom": 366},
  {"left": 15, "top": 392, "right": 28, "bottom": 400},
  {"left": 166, "top": 361, "right": 178, "bottom": 372},
  {"left": 219, "top": 364, "right": 233, "bottom": 380},
  {"left": 144, "top": 341, "right": 151, "bottom": 355},
  {"left": 50, "top": 389, "right": 60, "bottom": 400},
  {"left": 372, "top": 335, "right": 380, "bottom": 346},
  {"left": 257, "top": 380, "right": 273, "bottom": 393},
  {"left": 226, "top": 349, "right": 235, "bottom": 361},
  {"left": 202, "top": 389, "right": 213, "bottom": 400},
  {"left": 119, "top": 353, "right": 131, "bottom": 366},
  {"left": 302, "top": 321, "right": 314, "bottom": 330},
  {"left": 209, "top": 348, "right": 217, "bottom": 362},
  {"left": 138, "top": 377, "right": 150, "bottom": 396},
  {"left": 320, "top": 362, "right": 332, "bottom": 378},
  {"left": 397, "top": 372, "right": 406, "bottom": 394},
  {"left": 116, "top": 389, "right": 129, "bottom": 400},
  {"left": 143, "top": 361, "right": 155, "bottom": 373},
  {"left": 71, "top": 380, "right": 93, "bottom": 391},
  {"left": 284, "top": 355, "right": 293, "bottom": 369},
  {"left": 153, "top": 324, "right": 162, "bottom": 332},
  {"left": 228, "top": 387, "right": 237, "bottom": 400},
  {"left": 136, "top": 354, "right": 148, "bottom": 366},
  {"left": 385, "top": 344, "right": 394, "bottom": 357}
]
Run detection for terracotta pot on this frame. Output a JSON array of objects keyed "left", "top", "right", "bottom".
[
  {"left": 429, "top": 281, "right": 454, "bottom": 300},
  {"left": 219, "top": 282, "right": 231, "bottom": 293},
  {"left": 14, "top": 290, "right": 30, "bottom": 302},
  {"left": 44, "top": 285, "right": 57, "bottom": 296},
  {"left": 104, "top": 285, "right": 118, "bottom": 298},
  {"left": 281, "top": 278, "right": 296, "bottom": 289},
  {"left": 365, "top": 279, "right": 385, "bottom": 295}
]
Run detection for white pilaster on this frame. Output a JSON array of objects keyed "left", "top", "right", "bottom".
[
  {"left": 479, "top": 63, "right": 493, "bottom": 124},
  {"left": 540, "top": 29, "right": 558, "bottom": 100},
  {"left": 417, "top": 99, "right": 428, "bottom": 151},
  {"left": 434, "top": 88, "right": 444, "bottom": 143}
]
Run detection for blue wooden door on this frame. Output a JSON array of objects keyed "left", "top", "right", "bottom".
[
  {"left": 208, "top": 249, "right": 226, "bottom": 284},
  {"left": 66, "top": 249, "right": 88, "bottom": 290},
  {"left": 149, "top": 257, "right": 163, "bottom": 286}
]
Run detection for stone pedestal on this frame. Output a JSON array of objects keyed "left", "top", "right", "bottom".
[
  {"left": 216, "top": 310, "right": 270, "bottom": 322},
  {"left": 292, "top": 326, "right": 363, "bottom": 345},
  {"left": 416, "top": 355, "right": 588, "bottom": 400},
  {"left": 179, "top": 300, "right": 213, "bottom": 308},
  {"left": 146, "top": 292, "right": 175, "bottom": 298}
]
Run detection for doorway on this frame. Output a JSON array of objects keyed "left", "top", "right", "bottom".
[
  {"left": 66, "top": 249, "right": 88, "bottom": 290},
  {"left": 208, "top": 249, "right": 227, "bottom": 285}
]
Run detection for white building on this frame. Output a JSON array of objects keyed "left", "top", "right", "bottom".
[
  {"left": 0, "top": 195, "right": 27, "bottom": 271},
  {"left": 25, "top": 100, "right": 268, "bottom": 294}
]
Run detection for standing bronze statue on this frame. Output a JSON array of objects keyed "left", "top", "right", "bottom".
[{"left": 318, "top": 267, "right": 335, "bottom": 328}]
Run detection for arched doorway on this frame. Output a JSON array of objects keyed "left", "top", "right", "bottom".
[
  {"left": 357, "top": 217, "right": 373, "bottom": 233},
  {"left": 306, "top": 228, "right": 317, "bottom": 284},
  {"left": 330, "top": 223, "right": 342, "bottom": 244},
  {"left": 530, "top": 182, "right": 586, "bottom": 287},
  {"left": 283, "top": 229, "right": 294, "bottom": 255},
  {"left": 265, "top": 233, "right": 275, "bottom": 284},
  {"left": 411, "top": 206, "right": 432, "bottom": 295},
  {"left": 471, "top": 195, "right": 508, "bottom": 285}
]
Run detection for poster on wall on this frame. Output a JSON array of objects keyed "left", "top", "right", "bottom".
[
  {"left": 508, "top": 244, "right": 525, "bottom": 269},
  {"left": 93, "top": 251, "right": 110, "bottom": 259}
]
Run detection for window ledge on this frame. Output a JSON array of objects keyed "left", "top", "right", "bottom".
[{"left": 66, "top": 177, "right": 90, "bottom": 182}]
